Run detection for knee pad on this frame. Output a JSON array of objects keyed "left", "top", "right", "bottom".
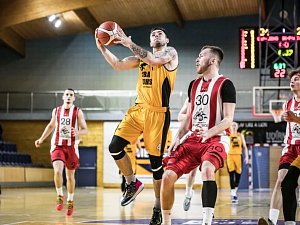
[
  {"left": 109, "top": 136, "right": 129, "bottom": 160},
  {"left": 152, "top": 167, "right": 164, "bottom": 180},
  {"left": 149, "top": 154, "right": 164, "bottom": 180}
]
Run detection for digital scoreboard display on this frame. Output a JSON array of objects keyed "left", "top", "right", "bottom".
[{"left": 239, "top": 27, "right": 300, "bottom": 78}]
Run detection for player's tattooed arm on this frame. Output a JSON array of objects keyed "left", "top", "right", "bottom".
[
  {"left": 154, "top": 46, "right": 177, "bottom": 60},
  {"left": 129, "top": 43, "right": 148, "bottom": 59}
]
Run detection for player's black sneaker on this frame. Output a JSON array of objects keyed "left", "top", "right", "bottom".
[
  {"left": 258, "top": 218, "right": 274, "bottom": 225},
  {"left": 149, "top": 207, "right": 162, "bottom": 225},
  {"left": 120, "top": 179, "right": 144, "bottom": 206}
]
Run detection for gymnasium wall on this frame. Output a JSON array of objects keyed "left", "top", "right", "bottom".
[
  {"left": 0, "top": 120, "right": 104, "bottom": 186},
  {"left": 0, "top": 16, "right": 261, "bottom": 110}
]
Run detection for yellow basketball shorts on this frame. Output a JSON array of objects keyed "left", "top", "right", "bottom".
[
  {"left": 226, "top": 154, "right": 242, "bottom": 174},
  {"left": 291, "top": 155, "right": 300, "bottom": 169},
  {"left": 115, "top": 104, "right": 169, "bottom": 157}
]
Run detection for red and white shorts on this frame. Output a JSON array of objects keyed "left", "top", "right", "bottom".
[
  {"left": 279, "top": 145, "right": 300, "bottom": 169},
  {"left": 163, "top": 133, "right": 228, "bottom": 178},
  {"left": 51, "top": 145, "right": 79, "bottom": 170}
]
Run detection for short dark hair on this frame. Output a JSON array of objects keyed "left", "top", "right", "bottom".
[
  {"left": 288, "top": 68, "right": 300, "bottom": 78},
  {"left": 150, "top": 27, "right": 168, "bottom": 38},
  {"left": 201, "top": 45, "right": 224, "bottom": 64},
  {"left": 66, "top": 88, "right": 75, "bottom": 94}
]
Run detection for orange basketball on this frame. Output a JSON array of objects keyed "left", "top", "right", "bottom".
[{"left": 96, "top": 21, "right": 122, "bottom": 46}]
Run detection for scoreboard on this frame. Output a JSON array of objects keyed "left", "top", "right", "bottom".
[{"left": 239, "top": 27, "right": 300, "bottom": 78}]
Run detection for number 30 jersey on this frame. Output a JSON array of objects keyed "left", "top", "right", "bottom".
[
  {"left": 189, "top": 75, "right": 232, "bottom": 136},
  {"left": 51, "top": 105, "right": 79, "bottom": 146}
]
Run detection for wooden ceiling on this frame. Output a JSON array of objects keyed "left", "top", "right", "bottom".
[{"left": 0, "top": 0, "right": 260, "bottom": 57}]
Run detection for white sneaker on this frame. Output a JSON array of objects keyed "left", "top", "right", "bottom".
[{"left": 183, "top": 190, "right": 194, "bottom": 211}]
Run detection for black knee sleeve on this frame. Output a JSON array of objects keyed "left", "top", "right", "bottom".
[
  {"left": 149, "top": 155, "right": 164, "bottom": 180},
  {"left": 235, "top": 173, "right": 241, "bottom": 188},
  {"left": 229, "top": 172, "right": 235, "bottom": 189},
  {"left": 281, "top": 166, "right": 300, "bottom": 221},
  {"left": 202, "top": 181, "right": 217, "bottom": 208},
  {"left": 108, "top": 135, "right": 129, "bottom": 160}
]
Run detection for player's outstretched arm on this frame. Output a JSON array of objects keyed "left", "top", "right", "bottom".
[
  {"left": 115, "top": 30, "right": 178, "bottom": 67},
  {"left": 35, "top": 108, "right": 56, "bottom": 148},
  {"left": 95, "top": 29, "right": 139, "bottom": 70}
]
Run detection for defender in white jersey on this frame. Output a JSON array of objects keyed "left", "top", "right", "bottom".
[
  {"left": 161, "top": 46, "right": 236, "bottom": 225},
  {"left": 258, "top": 69, "right": 300, "bottom": 225},
  {"left": 35, "top": 88, "right": 88, "bottom": 216}
]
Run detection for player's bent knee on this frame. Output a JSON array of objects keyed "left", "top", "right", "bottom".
[
  {"left": 108, "top": 143, "right": 126, "bottom": 160},
  {"left": 108, "top": 136, "right": 129, "bottom": 160},
  {"left": 152, "top": 167, "right": 164, "bottom": 180},
  {"left": 162, "top": 170, "right": 177, "bottom": 186}
]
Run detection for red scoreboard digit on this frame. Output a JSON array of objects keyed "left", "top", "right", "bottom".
[{"left": 239, "top": 27, "right": 300, "bottom": 77}]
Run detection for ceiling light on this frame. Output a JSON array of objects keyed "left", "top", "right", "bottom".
[
  {"left": 54, "top": 19, "right": 62, "bottom": 28},
  {"left": 48, "top": 15, "right": 56, "bottom": 22}
]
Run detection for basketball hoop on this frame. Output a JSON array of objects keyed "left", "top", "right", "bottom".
[{"left": 270, "top": 109, "right": 283, "bottom": 123}]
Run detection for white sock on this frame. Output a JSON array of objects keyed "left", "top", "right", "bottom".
[
  {"left": 230, "top": 189, "right": 235, "bottom": 196},
  {"left": 269, "top": 208, "right": 280, "bottom": 225},
  {"left": 67, "top": 192, "right": 74, "bottom": 201},
  {"left": 234, "top": 187, "right": 238, "bottom": 196},
  {"left": 284, "top": 222, "right": 296, "bottom": 225},
  {"left": 185, "top": 187, "right": 193, "bottom": 197},
  {"left": 125, "top": 174, "right": 136, "bottom": 184},
  {"left": 56, "top": 187, "right": 63, "bottom": 196},
  {"left": 162, "top": 209, "right": 171, "bottom": 225},
  {"left": 202, "top": 207, "right": 214, "bottom": 225}
]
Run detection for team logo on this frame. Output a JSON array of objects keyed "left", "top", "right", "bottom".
[
  {"left": 292, "top": 124, "right": 300, "bottom": 136},
  {"left": 139, "top": 62, "right": 147, "bottom": 71},
  {"left": 193, "top": 110, "right": 207, "bottom": 122},
  {"left": 60, "top": 126, "right": 71, "bottom": 138}
]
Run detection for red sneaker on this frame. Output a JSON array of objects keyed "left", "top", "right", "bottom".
[
  {"left": 66, "top": 200, "right": 74, "bottom": 216},
  {"left": 56, "top": 195, "right": 64, "bottom": 211}
]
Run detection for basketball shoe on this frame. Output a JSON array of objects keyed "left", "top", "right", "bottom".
[
  {"left": 66, "top": 200, "right": 74, "bottom": 216},
  {"left": 231, "top": 195, "right": 238, "bottom": 204},
  {"left": 258, "top": 218, "right": 274, "bottom": 225},
  {"left": 56, "top": 195, "right": 64, "bottom": 211},
  {"left": 121, "top": 179, "right": 144, "bottom": 206},
  {"left": 149, "top": 207, "right": 162, "bottom": 225},
  {"left": 183, "top": 190, "right": 194, "bottom": 211}
]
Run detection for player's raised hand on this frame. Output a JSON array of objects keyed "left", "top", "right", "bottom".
[{"left": 115, "top": 30, "right": 132, "bottom": 48}]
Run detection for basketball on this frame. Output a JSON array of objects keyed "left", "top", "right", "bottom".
[{"left": 96, "top": 21, "right": 122, "bottom": 46}]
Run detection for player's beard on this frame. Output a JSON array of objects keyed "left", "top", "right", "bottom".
[{"left": 151, "top": 41, "right": 164, "bottom": 48}]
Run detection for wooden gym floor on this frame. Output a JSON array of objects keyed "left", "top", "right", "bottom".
[{"left": 0, "top": 187, "right": 299, "bottom": 225}]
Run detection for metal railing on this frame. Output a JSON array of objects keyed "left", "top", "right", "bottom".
[{"left": 0, "top": 90, "right": 251, "bottom": 113}]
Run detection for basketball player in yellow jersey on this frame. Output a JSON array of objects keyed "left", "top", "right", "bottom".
[
  {"left": 95, "top": 27, "right": 178, "bottom": 225},
  {"left": 227, "top": 122, "right": 249, "bottom": 203}
]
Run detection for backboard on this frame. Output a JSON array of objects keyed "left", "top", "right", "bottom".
[{"left": 252, "top": 86, "right": 291, "bottom": 117}]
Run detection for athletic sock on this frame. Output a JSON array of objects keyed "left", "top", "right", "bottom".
[
  {"left": 67, "top": 192, "right": 74, "bottom": 201},
  {"left": 162, "top": 209, "right": 171, "bottom": 225},
  {"left": 185, "top": 186, "right": 193, "bottom": 196},
  {"left": 56, "top": 187, "right": 63, "bottom": 196},
  {"left": 269, "top": 208, "right": 280, "bottom": 225},
  {"left": 124, "top": 174, "right": 136, "bottom": 184}
]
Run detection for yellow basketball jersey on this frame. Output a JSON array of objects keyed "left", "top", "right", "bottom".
[
  {"left": 229, "top": 132, "right": 243, "bottom": 155},
  {"left": 135, "top": 61, "right": 177, "bottom": 107}
]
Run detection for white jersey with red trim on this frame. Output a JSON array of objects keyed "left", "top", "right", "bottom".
[
  {"left": 189, "top": 74, "right": 230, "bottom": 152},
  {"left": 51, "top": 105, "right": 80, "bottom": 148},
  {"left": 284, "top": 97, "right": 300, "bottom": 145}
]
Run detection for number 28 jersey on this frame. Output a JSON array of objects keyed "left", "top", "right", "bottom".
[{"left": 51, "top": 105, "right": 79, "bottom": 147}]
